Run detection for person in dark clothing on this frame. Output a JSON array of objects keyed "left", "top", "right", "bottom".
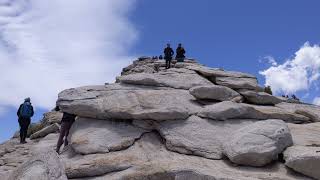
[
  {"left": 164, "top": 43, "right": 174, "bottom": 69},
  {"left": 175, "top": 43, "right": 186, "bottom": 62},
  {"left": 17, "top": 97, "right": 34, "bottom": 144},
  {"left": 292, "top": 94, "right": 300, "bottom": 101},
  {"left": 56, "top": 107, "right": 76, "bottom": 154}
]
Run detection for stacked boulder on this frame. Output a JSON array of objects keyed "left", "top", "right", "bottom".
[{"left": 2, "top": 57, "right": 320, "bottom": 180}]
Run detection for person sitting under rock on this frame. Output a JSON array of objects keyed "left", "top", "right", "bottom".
[
  {"left": 164, "top": 43, "right": 174, "bottom": 69},
  {"left": 55, "top": 106, "right": 76, "bottom": 154},
  {"left": 17, "top": 97, "right": 34, "bottom": 144},
  {"left": 175, "top": 43, "right": 186, "bottom": 62}
]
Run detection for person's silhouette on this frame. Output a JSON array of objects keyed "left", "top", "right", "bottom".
[{"left": 164, "top": 43, "right": 174, "bottom": 69}]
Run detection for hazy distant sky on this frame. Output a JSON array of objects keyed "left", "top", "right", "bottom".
[{"left": 1, "top": 0, "right": 320, "bottom": 142}]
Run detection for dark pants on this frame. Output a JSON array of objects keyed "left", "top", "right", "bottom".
[
  {"left": 18, "top": 118, "right": 31, "bottom": 143},
  {"left": 165, "top": 57, "right": 172, "bottom": 69},
  {"left": 56, "top": 121, "right": 74, "bottom": 153},
  {"left": 176, "top": 57, "right": 185, "bottom": 62}
]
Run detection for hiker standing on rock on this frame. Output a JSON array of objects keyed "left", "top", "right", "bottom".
[
  {"left": 164, "top": 43, "right": 174, "bottom": 69},
  {"left": 175, "top": 43, "right": 186, "bottom": 62},
  {"left": 17, "top": 98, "right": 34, "bottom": 144},
  {"left": 55, "top": 106, "right": 76, "bottom": 154}
]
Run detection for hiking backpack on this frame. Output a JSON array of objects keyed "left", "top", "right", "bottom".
[{"left": 19, "top": 102, "right": 33, "bottom": 118}]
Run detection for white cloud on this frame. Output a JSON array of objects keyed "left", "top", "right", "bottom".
[
  {"left": 262, "top": 56, "right": 278, "bottom": 66},
  {"left": 259, "top": 42, "right": 320, "bottom": 94},
  {"left": 0, "top": 0, "right": 137, "bottom": 111},
  {"left": 313, "top": 97, "right": 320, "bottom": 106}
]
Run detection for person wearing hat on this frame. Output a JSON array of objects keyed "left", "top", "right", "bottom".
[{"left": 17, "top": 97, "right": 34, "bottom": 144}]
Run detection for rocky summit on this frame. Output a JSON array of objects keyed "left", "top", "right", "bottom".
[{"left": 1, "top": 57, "right": 320, "bottom": 180}]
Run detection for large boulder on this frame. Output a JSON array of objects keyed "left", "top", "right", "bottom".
[
  {"left": 121, "top": 58, "right": 157, "bottom": 75},
  {"left": 198, "top": 101, "right": 310, "bottom": 123},
  {"left": 57, "top": 87, "right": 201, "bottom": 121},
  {"left": 8, "top": 150, "right": 67, "bottom": 180},
  {"left": 42, "top": 111, "right": 63, "bottom": 126},
  {"left": 189, "top": 85, "right": 242, "bottom": 102},
  {"left": 117, "top": 71, "right": 212, "bottom": 90},
  {"left": 276, "top": 102, "right": 320, "bottom": 122},
  {"left": 215, "top": 77, "right": 262, "bottom": 91},
  {"left": 64, "top": 132, "right": 306, "bottom": 180},
  {"left": 284, "top": 146, "right": 320, "bottom": 180},
  {"left": 288, "top": 122, "right": 320, "bottom": 146},
  {"left": 157, "top": 116, "right": 255, "bottom": 159},
  {"left": 223, "top": 120, "right": 293, "bottom": 167},
  {"left": 30, "top": 123, "right": 60, "bottom": 140},
  {"left": 69, "top": 118, "right": 148, "bottom": 155},
  {"left": 3, "top": 58, "right": 316, "bottom": 180},
  {"left": 238, "top": 89, "right": 283, "bottom": 105}
]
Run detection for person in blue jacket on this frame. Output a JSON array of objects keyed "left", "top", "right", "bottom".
[{"left": 17, "top": 98, "right": 34, "bottom": 144}]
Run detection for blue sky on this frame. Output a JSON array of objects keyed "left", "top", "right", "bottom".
[{"left": 1, "top": 0, "right": 320, "bottom": 143}]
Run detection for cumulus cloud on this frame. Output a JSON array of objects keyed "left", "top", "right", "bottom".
[
  {"left": 313, "top": 97, "right": 320, "bottom": 106},
  {"left": 0, "top": 0, "right": 137, "bottom": 111},
  {"left": 259, "top": 42, "right": 320, "bottom": 94}
]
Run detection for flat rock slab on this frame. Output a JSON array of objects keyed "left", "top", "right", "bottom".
[
  {"left": 0, "top": 140, "right": 36, "bottom": 178},
  {"left": 198, "top": 101, "right": 256, "bottom": 120},
  {"left": 276, "top": 102, "right": 320, "bottom": 122},
  {"left": 238, "top": 90, "right": 283, "bottom": 105},
  {"left": 186, "top": 65, "right": 256, "bottom": 78},
  {"left": 189, "top": 85, "right": 242, "bottom": 102},
  {"left": 223, "top": 120, "right": 293, "bottom": 167},
  {"left": 32, "top": 133, "right": 60, "bottom": 154},
  {"left": 64, "top": 133, "right": 308, "bottom": 180},
  {"left": 250, "top": 105, "right": 310, "bottom": 123},
  {"left": 284, "top": 146, "right": 320, "bottom": 180},
  {"left": 57, "top": 87, "right": 202, "bottom": 121},
  {"left": 8, "top": 150, "right": 67, "bottom": 180},
  {"left": 157, "top": 116, "right": 255, "bottom": 159},
  {"left": 117, "top": 72, "right": 212, "bottom": 90},
  {"left": 198, "top": 101, "right": 310, "bottom": 123},
  {"left": 30, "top": 123, "right": 60, "bottom": 140},
  {"left": 288, "top": 123, "right": 320, "bottom": 146},
  {"left": 215, "top": 76, "right": 261, "bottom": 91},
  {"left": 0, "top": 134, "right": 61, "bottom": 178},
  {"left": 70, "top": 118, "right": 148, "bottom": 155}
]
